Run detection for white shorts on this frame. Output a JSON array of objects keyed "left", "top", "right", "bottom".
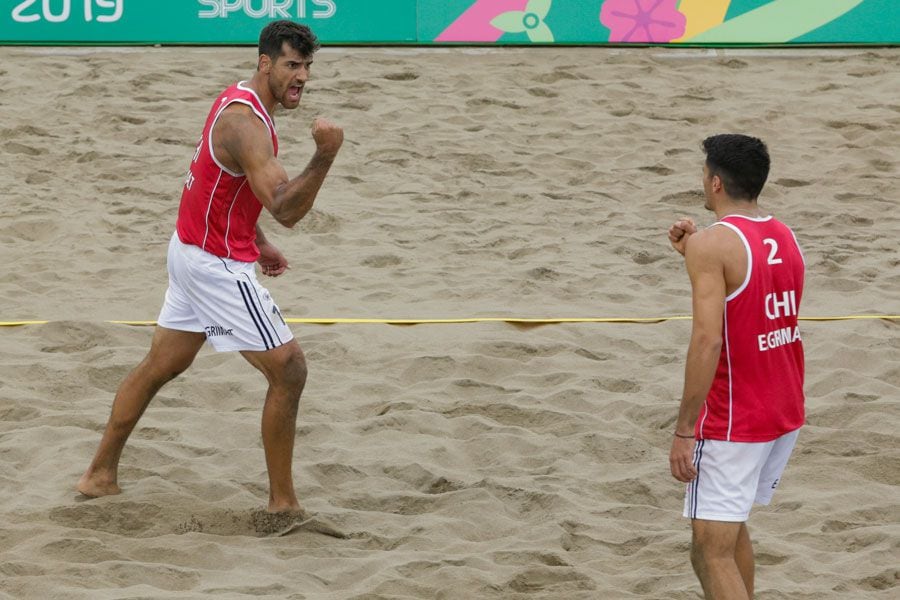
[
  {"left": 684, "top": 429, "right": 800, "bottom": 522},
  {"left": 157, "top": 233, "right": 294, "bottom": 352}
]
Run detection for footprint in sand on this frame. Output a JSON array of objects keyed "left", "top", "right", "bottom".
[
  {"left": 503, "top": 566, "right": 596, "bottom": 593},
  {"left": 52, "top": 501, "right": 348, "bottom": 539},
  {"left": 383, "top": 71, "right": 419, "bottom": 81},
  {"left": 40, "top": 538, "right": 123, "bottom": 563},
  {"left": 774, "top": 178, "right": 812, "bottom": 188},
  {"left": 639, "top": 164, "right": 675, "bottom": 176},
  {"left": 527, "top": 87, "right": 558, "bottom": 98},
  {"left": 7, "top": 142, "right": 46, "bottom": 156},
  {"left": 179, "top": 508, "right": 351, "bottom": 538},
  {"left": 361, "top": 254, "right": 402, "bottom": 268},
  {"left": 660, "top": 189, "right": 704, "bottom": 206}
]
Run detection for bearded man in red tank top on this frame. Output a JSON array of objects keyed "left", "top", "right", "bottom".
[
  {"left": 78, "top": 21, "right": 343, "bottom": 516},
  {"left": 668, "top": 134, "right": 805, "bottom": 600}
]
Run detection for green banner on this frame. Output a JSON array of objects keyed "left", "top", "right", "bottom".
[
  {"left": 0, "top": 0, "right": 417, "bottom": 44},
  {"left": 1, "top": 0, "right": 897, "bottom": 45}
]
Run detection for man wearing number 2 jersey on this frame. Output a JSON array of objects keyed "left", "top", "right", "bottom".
[{"left": 667, "top": 134, "right": 805, "bottom": 600}]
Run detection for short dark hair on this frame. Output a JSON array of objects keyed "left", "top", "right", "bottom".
[
  {"left": 259, "top": 20, "right": 320, "bottom": 61},
  {"left": 702, "top": 134, "right": 770, "bottom": 201}
]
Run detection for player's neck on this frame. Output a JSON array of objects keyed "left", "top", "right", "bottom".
[
  {"left": 245, "top": 74, "right": 277, "bottom": 116},
  {"left": 716, "top": 198, "right": 765, "bottom": 220}
]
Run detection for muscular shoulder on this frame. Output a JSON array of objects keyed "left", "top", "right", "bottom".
[
  {"left": 215, "top": 104, "right": 269, "bottom": 145},
  {"left": 686, "top": 224, "right": 747, "bottom": 290},
  {"left": 685, "top": 227, "right": 724, "bottom": 260},
  {"left": 213, "top": 103, "right": 273, "bottom": 171},
  {"left": 690, "top": 225, "right": 745, "bottom": 254}
]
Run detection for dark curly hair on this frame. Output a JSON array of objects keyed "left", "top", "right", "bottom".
[
  {"left": 702, "top": 134, "right": 770, "bottom": 201},
  {"left": 259, "top": 20, "right": 320, "bottom": 61}
]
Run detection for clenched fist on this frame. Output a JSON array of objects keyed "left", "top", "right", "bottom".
[
  {"left": 668, "top": 217, "right": 697, "bottom": 256},
  {"left": 312, "top": 118, "right": 343, "bottom": 157}
]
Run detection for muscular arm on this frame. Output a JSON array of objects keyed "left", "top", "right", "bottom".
[
  {"left": 215, "top": 105, "right": 342, "bottom": 228},
  {"left": 670, "top": 229, "right": 727, "bottom": 482},
  {"left": 676, "top": 231, "right": 726, "bottom": 433}
]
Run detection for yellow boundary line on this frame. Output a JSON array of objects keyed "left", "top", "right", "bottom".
[{"left": 0, "top": 315, "right": 897, "bottom": 327}]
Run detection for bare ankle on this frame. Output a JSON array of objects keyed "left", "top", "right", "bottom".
[
  {"left": 267, "top": 499, "right": 304, "bottom": 514},
  {"left": 77, "top": 469, "right": 121, "bottom": 498}
]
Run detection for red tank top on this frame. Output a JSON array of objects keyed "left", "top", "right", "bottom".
[
  {"left": 176, "top": 82, "right": 278, "bottom": 262},
  {"left": 697, "top": 215, "right": 806, "bottom": 442}
]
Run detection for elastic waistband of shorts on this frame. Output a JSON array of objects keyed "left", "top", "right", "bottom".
[{"left": 171, "top": 232, "right": 254, "bottom": 272}]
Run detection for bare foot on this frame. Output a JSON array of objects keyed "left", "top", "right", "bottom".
[
  {"left": 266, "top": 501, "right": 305, "bottom": 515},
  {"left": 77, "top": 472, "right": 121, "bottom": 498},
  {"left": 251, "top": 508, "right": 308, "bottom": 536},
  {"left": 251, "top": 507, "right": 348, "bottom": 538}
]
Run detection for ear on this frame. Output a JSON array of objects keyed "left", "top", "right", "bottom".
[
  {"left": 258, "top": 54, "right": 271, "bottom": 73},
  {"left": 710, "top": 174, "right": 723, "bottom": 194}
]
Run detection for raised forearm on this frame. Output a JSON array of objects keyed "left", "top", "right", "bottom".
[{"left": 270, "top": 150, "right": 337, "bottom": 228}]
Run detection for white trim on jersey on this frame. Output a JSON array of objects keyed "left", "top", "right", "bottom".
[
  {"left": 703, "top": 216, "right": 764, "bottom": 442},
  {"left": 712, "top": 221, "right": 753, "bottom": 302},
  {"left": 208, "top": 101, "right": 244, "bottom": 178},
  {"left": 226, "top": 98, "right": 276, "bottom": 149},
  {"left": 223, "top": 179, "right": 248, "bottom": 259},
  {"left": 207, "top": 89, "right": 274, "bottom": 178},
  {"left": 237, "top": 81, "right": 278, "bottom": 135},
  {"left": 723, "top": 215, "right": 773, "bottom": 223},
  {"left": 698, "top": 388, "right": 710, "bottom": 438},
  {"left": 698, "top": 302, "right": 736, "bottom": 441},
  {"left": 723, "top": 303, "right": 734, "bottom": 440},
  {"left": 201, "top": 170, "right": 224, "bottom": 252}
]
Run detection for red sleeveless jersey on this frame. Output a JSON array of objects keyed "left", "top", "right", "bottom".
[
  {"left": 176, "top": 82, "right": 278, "bottom": 262},
  {"left": 697, "top": 215, "right": 806, "bottom": 442}
]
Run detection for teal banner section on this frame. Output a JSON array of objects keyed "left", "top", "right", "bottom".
[
  {"left": 0, "top": 0, "right": 417, "bottom": 44},
  {"left": 1, "top": 0, "right": 897, "bottom": 45}
]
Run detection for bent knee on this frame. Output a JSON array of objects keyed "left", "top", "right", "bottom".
[
  {"left": 139, "top": 354, "right": 193, "bottom": 390},
  {"left": 276, "top": 344, "right": 308, "bottom": 389},
  {"left": 286, "top": 351, "right": 308, "bottom": 389},
  {"left": 154, "top": 362, "right": 193, "bottom": 386}
]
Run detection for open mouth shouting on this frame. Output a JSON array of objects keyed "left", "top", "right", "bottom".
[{"left": 286, "top": 84, "right": 304, "bottom": 104}]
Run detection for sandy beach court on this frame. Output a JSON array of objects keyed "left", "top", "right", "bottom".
[{"left": 0, "top": 45, "right": 898, "bottom": 598}]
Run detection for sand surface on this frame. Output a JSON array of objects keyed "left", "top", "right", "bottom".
[{"left": 0, "top": 45, "right": 898, "bottom": 598}]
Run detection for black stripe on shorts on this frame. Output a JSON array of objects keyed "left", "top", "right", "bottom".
[
  {"left": 237, "top": 280, "right": 274, "bottom": 350},
  {"left": 690, "top": 439, "right": 705, "bottom": 519},
  {"left": 242, "top": 274, "right": 283, "bottom": 347}
]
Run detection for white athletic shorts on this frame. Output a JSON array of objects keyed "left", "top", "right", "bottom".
[
  {"left": 157, "top": 233, "right": 294, "bottom": 352},
  {"left": 684, "top": 429, "right": 800, "bottom": 522}
]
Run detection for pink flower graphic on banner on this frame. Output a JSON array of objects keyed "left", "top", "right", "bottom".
[
  {"left": 436, "top": 0, "right": 530, "bottom": 43},
  {"left": 600, "top": 0, "right": 687, "bottom": 43}
]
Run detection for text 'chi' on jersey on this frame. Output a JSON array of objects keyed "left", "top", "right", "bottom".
[{"left": 697, "top": 215, "right": 806, "bottom": 442}]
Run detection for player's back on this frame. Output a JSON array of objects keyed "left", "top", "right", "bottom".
[{"left": 699, "top": 215, "right": 805, "bottom": 442}]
